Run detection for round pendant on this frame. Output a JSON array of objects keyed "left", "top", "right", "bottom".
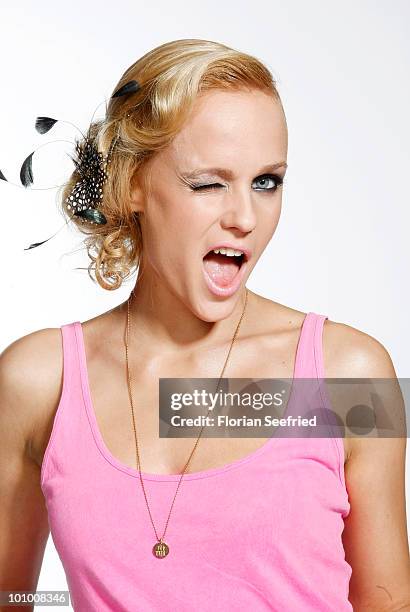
[{"left": 152, "top": 540, "right": 169, "bottom": 558}]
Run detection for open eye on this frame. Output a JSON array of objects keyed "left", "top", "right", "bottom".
[{"left": 252, "top": 173, "right": 284, "bottom": 191}]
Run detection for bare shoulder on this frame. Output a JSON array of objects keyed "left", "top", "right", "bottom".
[
  {"left": 0, "top": 327, "right": 64, "bottom": 461},
  {"left": 321, "top": 316, "right": 399, "bottom": 460},
  {"left": 321, "top": 316, "right": 397, "bottom": 378},
  {"left": 0, "top": 300, "right": 125, "bottom": 467},
  {"left": 251, "top": 294, "right": 397, "bottom": 375},
  {"left": 257, "top": 295, "right": 399, "bottom": 459},
  {"left": 256, "top": 293, "right": 397, "bottom": 374}
]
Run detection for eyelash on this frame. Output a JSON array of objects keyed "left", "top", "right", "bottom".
[{"left": 189, "top": 173, "right": 284, "bottom": 193}]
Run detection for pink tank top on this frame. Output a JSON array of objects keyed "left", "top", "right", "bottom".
[{"left": 40, "top": 312, "right": 352, "bottom": 611}]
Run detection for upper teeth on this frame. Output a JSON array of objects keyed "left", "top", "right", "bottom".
[{"left": 213, "top": 248, "right": 244, "bottom": 257}]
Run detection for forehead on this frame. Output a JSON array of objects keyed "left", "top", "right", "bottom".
[{"left": 159, "top": 88, "right": 288, "bottom": 172}]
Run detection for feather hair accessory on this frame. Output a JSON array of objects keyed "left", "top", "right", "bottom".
[
  {"left": 0, "top": 79, "right": 141, "bottom": 250},
  {"left": 64, "top": 132, "right": 117, "bottom": 226}
]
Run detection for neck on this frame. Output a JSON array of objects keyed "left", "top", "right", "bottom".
[{"left": 125, "top": 266, "right": 249, "bottom": 356}]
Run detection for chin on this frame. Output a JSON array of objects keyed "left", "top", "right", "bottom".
[{"left": 193, "top": 288, "right": 244, "bottom": 323}]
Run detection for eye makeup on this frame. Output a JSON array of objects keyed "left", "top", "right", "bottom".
[{"left": 181, "top": 173, "right": 285, "bottom": 193}]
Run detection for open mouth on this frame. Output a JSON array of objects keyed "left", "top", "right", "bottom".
[{"left": 202, "top": 249, "right": 247, "bottom": 290}]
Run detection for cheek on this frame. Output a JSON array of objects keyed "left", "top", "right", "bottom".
[
  {"left": 144, "top": 190, "right": 212, "bottom": 248},
  {"left": 141, "top": 194, "right": 202, "bottom": 271},
  {"left": 260, "top": 193, "right": 282, "bottom": 225},
  {"left": 255, "top": 197, "right": 283, "bottom": 251}
]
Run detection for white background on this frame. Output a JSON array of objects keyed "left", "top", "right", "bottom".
[{"left": 0, "top": 1, "right": 409, "bottom": 609}]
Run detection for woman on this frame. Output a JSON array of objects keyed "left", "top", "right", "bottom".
[{"left": 1, "top": 39, "right": 409, "bottom": 611}]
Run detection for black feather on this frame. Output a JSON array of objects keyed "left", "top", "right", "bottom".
[
  {"left": 35, "top": 116, "right": 58, "bottom": 135},
  {"left": 24, "top": 236, "right": 54, "bottom": 250},
  {"left": 20, "top": 152, "right": 34, "bottom": 187},
  {"left": 0, "top": 169, "right": 7, "bottom": 181},
  {"left": 112, "top": 80, "right": 140, "bottom": 98},
  {"left": 75, "top": 208, "right": 107, "bottom": 224}
]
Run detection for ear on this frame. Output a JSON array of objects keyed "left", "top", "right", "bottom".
[{"left": 129, "top": 169, "right": 145, "bottom": 214}]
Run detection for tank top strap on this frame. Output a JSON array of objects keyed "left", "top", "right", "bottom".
[
  {"left": 292, "top": 312, "right": 345, "bottom": 481},
  {"left": 294, "top": 311, "right": 329, "bottom": 379},
  {"left": 61, "top": 321, "right": 82, "bottom": 381},
  {"left": 291, "top": 311, "right": 332, "bottom": 426},
  {"left": 40, "top": 320, "right": 89, "bottom": 489}
]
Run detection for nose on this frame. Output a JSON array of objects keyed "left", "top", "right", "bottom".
[{"left": 220, "top": 186, "right": 257, "bottom": 234}]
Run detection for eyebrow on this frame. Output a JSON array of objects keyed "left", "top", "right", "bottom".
[{"left": 181, "top": 161, "right": 288, "bottom": 181}]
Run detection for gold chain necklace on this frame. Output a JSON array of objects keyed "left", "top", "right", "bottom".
[{"left": 125, "top": 287, "right": 249, "bottom": 558}]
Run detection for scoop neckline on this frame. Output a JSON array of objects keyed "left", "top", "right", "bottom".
[{"left": 74, "top": 312, "right": 312, "bottom": 481}]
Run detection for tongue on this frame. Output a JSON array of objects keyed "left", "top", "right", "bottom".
[{"left": 203, "top": 252, "right": 241, "bottom": 287}]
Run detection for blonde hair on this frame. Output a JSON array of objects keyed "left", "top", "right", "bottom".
[{"left": 59, "top": 38, "right": 281, "bottom": 290}]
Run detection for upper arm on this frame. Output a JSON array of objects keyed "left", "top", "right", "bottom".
[
  {"left": 324, "top": 320, "right": 410, "bottom": 610},
  {"left": 0, "top": 328, "right": 63, "bottom": 604},
  {"left": 344, "top": 435, "right": 409, "bottom": 611}
]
